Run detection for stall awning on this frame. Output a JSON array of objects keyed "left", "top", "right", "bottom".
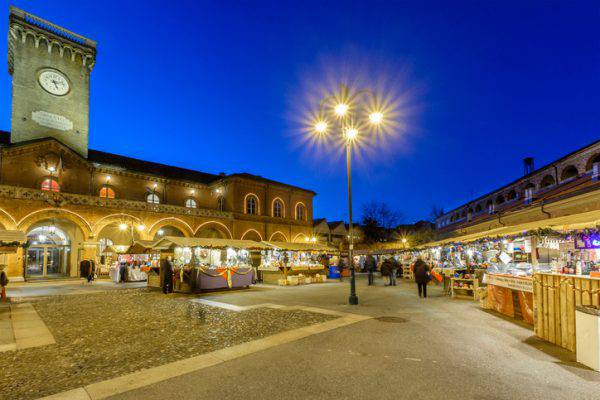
[
  {"left": 152, "top": 236, "right": 272, "bottom": 250},
  {"left": 264, "top": 241, "right": 339, "bottom": 253},
  {"left": 0, "top": 230, "right": 27, "bottom": 245},
  {"left": 126, "top": 240, "right": 157, "bottom": 254},
  {"left": 417, "top": 208, "right": 600, "bottom": 250}
]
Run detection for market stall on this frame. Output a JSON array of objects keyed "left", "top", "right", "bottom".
[
  {"left": 481, "top": 234, "right": 560, "bottom": 324},
  {"left": 534, "top": 231, "right": 600, "bottom": 352},
  {"left": 0, "top": 231, "right": 26, "bottom": 283},
  {"left": 259, "top": 241, "right": 337, "bottom": 285},
  {"left": 151, "top": 237, "right": 271, "bottom": 292}
]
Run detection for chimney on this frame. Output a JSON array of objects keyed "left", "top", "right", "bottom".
[{"left": 523, "top": 157, "right": 534, "bottom": 176}]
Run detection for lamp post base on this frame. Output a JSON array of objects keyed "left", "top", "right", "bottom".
[{"left": 348, "top": 294, "right": 359, "bottom": 305}]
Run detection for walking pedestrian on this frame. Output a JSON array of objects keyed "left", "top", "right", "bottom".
[
  {"left": 365, "top": 254, "right": 377, "bottom": 285},
  {"left": 0, "top": 265, "right": 8, "bottom": 302},
  {"left": 86, "top": 259, "right": 94, "bottom": 284},
  {"left": 389, "top": 257, "right": 400, "bottom": 286},
  {"left": 338, "top": 257, "right": 347, "bottom": 282},
  {"left": 413, "top": 258, "right": 431, "bottom": 298},
  {"left": 381, "top": 257, "right": 393, "bottom": 286},
  {"left": 162, "top": 256, "right": 174, "bottom": 294},
  {"left": 119, "top": 261, "right": 127, "bottom": 283}
]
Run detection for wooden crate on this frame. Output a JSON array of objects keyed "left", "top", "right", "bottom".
[
  {"left": 147, "top": 274, "right": 161, "bottom": 288},
  {"left": 451, "top": 277, "right": 478, "bottom": 300},
  {"left": 534, "top": 273, "right": 600, "bottom": 353}
]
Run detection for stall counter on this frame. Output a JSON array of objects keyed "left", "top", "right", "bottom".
[{"left": 483, "top": 273, "right": 534, "bottom": 324}]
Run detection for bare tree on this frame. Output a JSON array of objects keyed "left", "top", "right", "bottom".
[
  {"left": 429, "top": 205, "right": 445, "bottom": 223},
  {"left": 361, "top": 201, "right": 403, "bottom": 243}
]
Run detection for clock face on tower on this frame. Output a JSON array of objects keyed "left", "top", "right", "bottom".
[{"left": 38, "top": 69, "right": 70, "bottom": 96}]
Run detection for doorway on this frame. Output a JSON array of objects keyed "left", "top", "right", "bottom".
[{"left": 26, "top": 226, "right": 70, "bottom": 278}]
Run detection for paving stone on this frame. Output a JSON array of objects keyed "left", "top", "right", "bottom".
[{"left": 0, "top": 289, "right": 335, "bottom": 399}]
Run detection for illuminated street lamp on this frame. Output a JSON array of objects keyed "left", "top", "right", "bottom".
[{"left": 311, "top": 83, "right": 386, "bottom": 305}]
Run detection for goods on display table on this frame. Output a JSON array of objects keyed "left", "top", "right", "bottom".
[
  {"left": 106, "top": 252, "right": 158, "bottom": 283},
  {"left": 258, "top": 241, "right": 337, "bottom": 285},
  {"left": 451, "top": 272, "right": 479, "bottom": 300},
  {"left": 151, "top": 237, "right": 271, "bottom": 292}
]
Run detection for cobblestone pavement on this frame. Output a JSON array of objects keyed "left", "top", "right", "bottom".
[{"left": 0, "top": 289, "right": 335, "bottom": 400}]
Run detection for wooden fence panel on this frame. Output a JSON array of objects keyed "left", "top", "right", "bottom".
[{"left": 534, "top": 273, "right": 600, "bottom": 353}]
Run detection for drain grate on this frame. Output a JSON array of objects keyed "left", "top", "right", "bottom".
[{"left": 375, "top": 316, "right": 408, "bottom": 323}]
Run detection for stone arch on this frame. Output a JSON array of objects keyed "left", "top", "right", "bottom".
[
  {"left": 194, "top": 221, "right": 233, "bottom": 239},
  {"left": 560, "top": 165, "right": 579, "bottom": 182},
  {"left": 292, "top": 233, "right": 309, "bottom": 243},
  {"left": 148, "top": 217, "right": 193, "bottom": 239},
  {"left": 507, "top": 189, "right": 518, "bottom": 201},
  {"left": 495, "top": 194, "right": 505, "bottom": 205},
  {"left": 97, "top": 222, "right": 141, "bottom": 247},
  {"left": 268, "top": 231, "right": 288, "bottom": 242},
  {"left": 92, "top": 213, "right": 142, "bottom": 238},
  {"left": 18, "top": 208, "right": 92, "bottom": 238},
  {"left": 0, "top": 207, "right": 18, "bottom": 230},
  {"left": 540, "top": 174, "right": 556, "bottom": 189},
  {"left": 240, "top": 229, "right": 263, "bottom": 241},
  {"left": 586, "top": 154, "right": 600, "bottom": 171}
]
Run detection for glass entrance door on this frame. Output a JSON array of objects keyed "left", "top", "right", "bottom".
[
  {"left": 26, "top": 246, "right": 67, "bottom": 277},
  {"left": 26, "top": 248, "right": 44, "bottom": 276},
  {"left": 26, "top": 225, "right": 70, "bottom": 278},
  {"left": 46, "top": 247, "right": 63, "bottom": 275}
]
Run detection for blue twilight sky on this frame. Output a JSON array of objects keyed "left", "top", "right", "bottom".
[{"left": 0, "top": 1, "right": 599, "bottom": 223}]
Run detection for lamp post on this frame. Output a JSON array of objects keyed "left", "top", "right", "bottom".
[{"left": 312, "top": 83, "right": 385, "bottom": 305}]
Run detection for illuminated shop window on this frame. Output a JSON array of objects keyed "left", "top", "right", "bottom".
[
  {"left": 185, "top": 198, "right": 197, "bottom": 208},
  {"left": 99, "top": 186, "right": 115, "bottom": 199},
  {"left": 147, "top": 193, "right": 160, "bottom": 204},
  {"left": 41, "top": 178, "right": 60, "bottom": 192}
]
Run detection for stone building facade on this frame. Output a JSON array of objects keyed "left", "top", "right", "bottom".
[
  {"left": 436, "top": 140, "right": 600, "bottom": 240},
  {"left": 1, "top": 7, "right": 314, "bottom": 280}
]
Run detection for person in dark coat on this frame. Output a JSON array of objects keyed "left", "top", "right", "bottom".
[
  {"left": 86, "top": 259, "right": 95, "bottom": 284},
  {"left": 381, "top": 258, "right": 393, "bottom": 286},
  {"left": 389, "top": 257, "right": 400, "bottom": 286},
  {"left": 338, "top": 257, "right": 347, "bottom": 282},
  {"left": 413, "top": 258, "right": 431, "bottom": 298},
  {"left": 119, "top": 261, "right": 127, "bottom": 283},
  {"left": 365, "top": 255, "right": 377, "bottom": 285},
  {"left": 162, "top": 256, "right": 174, "bottom": 294},
  {"left": 0, "top": 265, "right": 8, "bottom": 302}
]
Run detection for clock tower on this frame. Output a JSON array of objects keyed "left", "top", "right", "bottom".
[{"left": 8, "top": 6, "right": 96, "bottom": 157}]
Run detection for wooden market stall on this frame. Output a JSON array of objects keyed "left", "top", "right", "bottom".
[
  {"left": 534, "top": 273, "right": 600, "bottom": 353},
  {"left": 151, "top": 236, "right": 271, "bottom": 292},
  {"left": 259, "top": 241, "right": 338, "bottom": 285},
  {"left": 0, "top": 230, "right": 26, "bottom": 280}
]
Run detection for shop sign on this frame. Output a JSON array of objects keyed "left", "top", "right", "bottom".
[
  {"left": 575, "top": 233, "right": 600, "bottom": 249},
  {"left": 483, "top": 274, "right": 533, "bottom": 293}
]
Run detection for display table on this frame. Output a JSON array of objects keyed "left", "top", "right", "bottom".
[
  {"left": 127, "top": 268, "right": 147, "bottom": 282},
  {"left": 259, "top": 265, "right": 325, "bottom": 285},
  {"left": 483, "top": 273, "right": 534, "bottom": 324},
  {"left": 109, "top": 267, "right": 120, "bottom": 283},
  {"left": 193, "top": 266, "right": 254, "bottom": 290}
]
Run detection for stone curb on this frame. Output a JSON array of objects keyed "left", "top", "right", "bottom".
[{"left": 38, "top": 302, "right": 370, "bottom": 400}]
